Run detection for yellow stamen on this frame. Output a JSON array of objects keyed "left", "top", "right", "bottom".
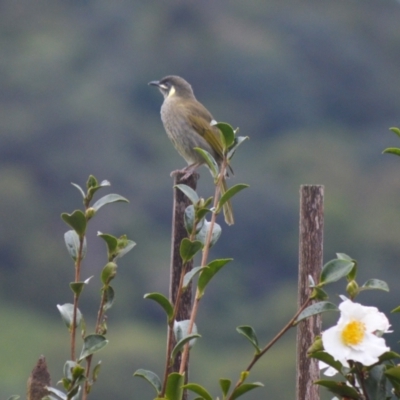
[{"left": 341, "top": 320, "right": 365, "bottom": 346}]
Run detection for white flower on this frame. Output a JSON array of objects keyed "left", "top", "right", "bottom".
[
  {"left": 322, "top": 299, "right": 390, "bottom": 367},
  {"left": 319, "top": 361, "right": 337, "bottom": 376}
]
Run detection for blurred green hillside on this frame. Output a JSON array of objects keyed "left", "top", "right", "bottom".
[{"left": 2, "top": 0, "right": 400, "bottom": 399}]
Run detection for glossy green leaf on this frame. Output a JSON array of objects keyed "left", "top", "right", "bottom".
[
  {"left": 360, "top": 279, "right": 389, "bottom": 292},
  {"left": 92, "top": 194, "right": 129, "bottom": 212},
  {"left": 171, "top": 334, "right": 201, "bottom": 364},
  {"left": 133, "top": 369, "right": 162, "bottom": 395},
  {"left": 364, "top": 365, "right": 388, "bottom": 400},
  {"left": 385, "top": 365, "right": 400, "bottom": 395},
  {"left": 217, "top": 184, "right": 249, "bottom": 212},
  {"left": 144, "top": 292, "right": 174, "bottom": 321},
  {"left": 227, "top": 136, "right": 249, "bottom": 160},
  {"left": 379, "top": 351, "right": 400, "bottom": 362},
  {"left": 390, "top": 127, "right": 400, "bottom": 137},
  {"left": 309, "top": 351, "right": 343, "bottom": 375},
  {"left": 336, "top": 253, "right": 357, "bottom": 280},
  {"left": 196, "top": 220, "right": 221, "bottom": 248},
  {"left": 57, "top": 303, "right": 82, "bottom": 329},
  {"left": 45, "top": 387, "right": 67, "bottom": 400},
  {"left": 174, "top": 320, "right": 198, "bottom": 345},
  {"left": 231, "top": 382, "right": 264, "bottom": 399},
  {"left": 383, "top": 147, "right": 400, "bottom": 156},
  {"left": 236, "top": 326, "right": 261, "bottom": 353},
  {"left": 215, "top": 122, "right": 235, "bottom": 150},
  {"left": 165, "top": 372, "right": 185, "bottom": 400},
  {"left": 219, "top": 379, "right": 231, "bottom": 397},
  {"left": 194, "top": 148, "right": 219, "bottom": 178},
  {"left": 70, "top": 282, "right": 85, "bottom": 296},
  {"left": 61, "top": 210, "right": 87, "bottom": 237},
  {"left": 175, "top": 184, "right": 199, "bottom": 205},
  {"left": 180, "top": 238, "right": 203, "bottom": 263},
  {"left": 197, "top": 259, "right": 232, "bottom": 298},
  {"left": 64, "top": 230, "right": 86, "bottom": 261},
  {"left": 311, "top": 286, "right": 329, "bottom": 300},
  {"left": 102, "top": 285, "right": 115, "bottom": 311},
  {"left": 315, "top": 379, "right": 359, "bottom": 399},
  {"left": 320, "top": 259, "right": 354, "bottom": 285},
  {"left": 182, "top": 383, "right": 213, "bottom": 400},
  {"left": 295, "top": 301, "right": 338, "bottom": 324},
  {"left": 183, "top": 267, "right": 203, "bottom": 289},
  {"left": 71, "top": 183, "right": 85, "bottom": 198},
  {"left": 115, "top": 237, "right": 136, "bottom": 260},
  {"left": 78, "top": 334, "right": 108, "bottom": 361},
  {"left": 97, "top": 232, "right": 118, "bottom": 256},
  {"left": 101, "top": 262, "right": 118, "bottom": 285},
  {"left": 92, "top": 360, "right": 101, "bottom": 382}
]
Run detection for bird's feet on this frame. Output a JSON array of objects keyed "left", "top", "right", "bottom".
[{"left": 170, "top": 166, "right": 200, "bottom": 180}]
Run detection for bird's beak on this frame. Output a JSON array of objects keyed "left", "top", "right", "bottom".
[{"left": 148, "top": 80, "right": 160, "bottom": 87}]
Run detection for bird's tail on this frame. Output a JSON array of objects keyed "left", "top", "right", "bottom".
[{"left": 221, "top": 177, "right": 234, "bottom": 225}]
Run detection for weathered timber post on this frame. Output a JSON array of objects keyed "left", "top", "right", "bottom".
[{"left": 296, "top": 185, "right": 324, "bottom": 400}]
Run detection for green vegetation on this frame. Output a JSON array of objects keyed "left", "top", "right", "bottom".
[{"left": 2, "top": 1, "right": 400, "bottom": 399}]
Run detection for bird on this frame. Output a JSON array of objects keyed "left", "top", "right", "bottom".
[{"left": 149, "top": 75, "right": 234, "bottom": 225}]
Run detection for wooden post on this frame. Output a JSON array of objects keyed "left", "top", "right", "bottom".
[
  {"left": 168, "top": 172, "right": 198, "bottom": 395},
  {"left": 296, "top": 185, "right": 324, "bottom": 400}
]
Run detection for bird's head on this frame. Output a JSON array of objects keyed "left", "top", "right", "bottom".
[{"left": 149, "top": 75, "right": 195, "bottom": 100}]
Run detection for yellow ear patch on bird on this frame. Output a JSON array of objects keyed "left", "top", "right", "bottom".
[{"left": 167, "top": 85, "right": 176, "bottom": 98}]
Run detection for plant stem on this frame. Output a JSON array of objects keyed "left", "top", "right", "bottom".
[
  {"left": 227, "top": 296, "right": 313, "bottom": 400},
  {"left": 178, "top": 162, "right": 226, "bottom": 375},
  {"left": 71, "top": 236, "right": 84, "bottom": 361}
]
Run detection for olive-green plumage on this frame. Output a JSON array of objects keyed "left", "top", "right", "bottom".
[{"left": 149, "top": 75, "right": 234, "bottom": 225}]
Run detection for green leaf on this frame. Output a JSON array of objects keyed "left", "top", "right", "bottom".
[
  {"left": 379, "top": 351, "right": 400, "bottom": 362},
  {"left": 231, "top": 382, "right": 264, "bottom": 399},
  {"left": 7, "top": 396, "right": 20, "bottom": 400},
  {"left": 215, "top": 122, "right": 235, "bottom": 150},
  {"left": 170, "top": 333, "right": 201, "bottom": 364},
  {"left": 70, "top": 282, "right": 85, "bottom": 297},
  {"left": 309, "top": 351, "right": 343, "bottom": 375},
  {"left": 78, "top": 334, "right": 108, "bottom": 361},
  {"left": 133, "top": 369, "right": 162, "bottom": 395},
  {"left": 219, "top": 379, "right": 231, "bottom": 397},
  {"left": 383, "top": 147, "right": 400, "bottom": 156},
  {"left": 197, "top": 259, "right": 232, "bottom": 298},
  {"left": 184, "top": 205, "right": 204, "bottom": 235},
  {"left": 183, "top": 266, "right": 203, "bottom": 289},
  {"left": 173, "top": 320, "right": 198, "bottom": 345},
  {"left": 315, "top": 380, "right": 359, "bottom": 399},
  {"left": 227, "top": 136, "right": 249, "bottom": 160},
  {"left": 144, "top": 292, "right": 174, "bottom": 321},
  {"left": 194, "top": 148, "right": 219, "bottom": 178},
  {"left": 295, "top": 301, "right": 338, "bottom": 324},
  {"left": 217, "top": 184, "right": 249, "bottom": 213},
  {"left": 71, "top": 183, "right": 85, "bottom": 198},
  {"left": 364, "top": 365, "right": 388, "bottom": 400},
  {"left": 61, "top": 210, "right": 87, "bottom": 237},
  {"left": 92, "top": 194, "right": 129, "bottom": 212},
  {"left": 320, "top": 259, "right": 355, "bottom": 285},
  {"left": 359, "top": 279, "right": 389, "bottom": 292},
  {"left": 385, "top": 365, "right": 400, "bottom": 395},
  {"left": 101, "top": 262, "right": 118, "bottom": 285},
  {"left": 180, "top": 238, "right": 203, "bottom": 263},
  {"left": 336, "top": 253, "right": 357, "bottom": 280},
  {"left": 311, "top": 286, "right": 329, "bottom": 300},
  {"left": 102, "top": 285, "right": 115, "bottom": 311},
  {"left": 92, "top": 360, "right": 101, "bottom": 382},
  {"left": 64, "top": 230, "right": 86, "bottom": 261},
  {"left": 196, "top": 220, "right": 221, "bottom": 248},
  {"left": 182, "top": 383, "right": 213, "bottom": 400},
  {"left": 175, "top": 184, "right": 199, "bottom": 204},
  {"left": 392, "top": 305, "right": 400, "bottom": 313},
  {"left": 98, "top": 232, "right": 118, "bottom": 256},
  {"left": 390, "top": 127, "right": 400, "bottom": 137},
  {"left": 57, "top": 303, "right": 82, "bottom": 329},
  {"left": 236, "top": 326, "right": 261, "bottom": 353},
  {"left": 165, "top": 372, "right": 185, "bottom": 400},
  {"left": 45, "top": 387, "right": 67, "bottom": 400}
]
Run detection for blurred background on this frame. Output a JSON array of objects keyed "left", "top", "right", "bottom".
[{"left": 2, "top": 0, "right": 400, "bottom": 398}]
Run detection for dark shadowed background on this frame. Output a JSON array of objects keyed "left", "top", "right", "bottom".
[{"left": 2, "top": 0, "right": 400, "bottom": 398}]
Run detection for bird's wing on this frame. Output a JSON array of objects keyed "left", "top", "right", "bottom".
[{"left": 185, "top": 101, "right": 224, "bottom": 158}]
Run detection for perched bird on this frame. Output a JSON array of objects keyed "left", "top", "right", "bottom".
[{"left": 149, "top": 75, "right": 234, "bottom": 225}]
